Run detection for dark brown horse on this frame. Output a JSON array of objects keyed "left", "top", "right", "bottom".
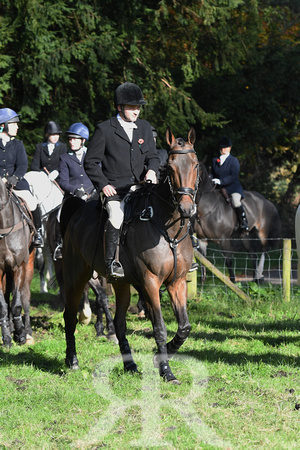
[
  {"left": 60, "top": 127, "right": 199, "bottom": 383},
  {"left": 45, "top": 207, "right": 117, "bottom": 341},
  {"left": 193, "top": 162, "right": 281, "bottom": 282},
  {"left": 0, "top": 178, "right": 35, "bottom": 348}
]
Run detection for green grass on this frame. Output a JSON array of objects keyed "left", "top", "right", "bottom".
[{"left": 0, "top": 273, "right": 300, "bottom": 449}]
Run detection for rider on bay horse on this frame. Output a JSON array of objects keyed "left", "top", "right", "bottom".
[
  {"left": 84, "top": 82, "right": 160, "bottom": 282},
  {"left": 211, "top": 136, "right": 249, "bottom": 233},
  {"left": 0, "top": 108, "right": 44, "bottom": 247}
]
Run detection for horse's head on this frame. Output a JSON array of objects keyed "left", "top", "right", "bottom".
[{"left": 166, "top": 127, "right": 199, "bottom": 218}]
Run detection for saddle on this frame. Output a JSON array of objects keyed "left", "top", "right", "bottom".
[
  {"left": 10, "top": 191, "right": 34, "bottom": 229},
  {"left": 214, "top": 185, "right": 232, "bottom": 207},
  {"left": 121, "top": 185, "right": 154, "bottom": 243}
]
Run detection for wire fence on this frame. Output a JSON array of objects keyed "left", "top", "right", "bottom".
[{"left": 192, "top": 238, "right": 299, "bottom": 301}]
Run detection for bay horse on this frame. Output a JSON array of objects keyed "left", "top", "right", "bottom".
[
  {"left": 0, "top": 178, "right": 35, "bottom": 348},
  {"left": 46, "top": 206, "right": 117, "bottom": 340},
  {"left": 193, "top": 162, "right": 281, "bottom": 283},
  {"left": 60, "top": 127, "right": 199, "bottom": 383}
]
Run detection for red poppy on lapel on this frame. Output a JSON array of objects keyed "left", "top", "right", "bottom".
[
  {"left": 217, "top": 158, "right": 220, "bottom": 163},
  {"left": 138, "top": 139, "right": 144, "bottom": 145}
]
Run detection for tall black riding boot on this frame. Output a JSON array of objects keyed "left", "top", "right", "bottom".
[
  {"left": 53, "top": 219, "right": 63, "bottom": 260},
  {"left": 31, "top": 207, "right": 44, "bottom": 248},
  {"left": 235, "top": 205, "right": 249, "bottom": 233},
  {"left": 104, "top": 221, "right": 124, "bottom": 281}
]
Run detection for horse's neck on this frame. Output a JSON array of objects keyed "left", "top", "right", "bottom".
[
  {"left": 0, "top": 186, "right": 14, "bottom": 227},
  {"left": 155, "top": 181, "right": 188, "bottom": 233}
]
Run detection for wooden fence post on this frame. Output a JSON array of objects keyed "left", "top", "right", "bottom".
[
  {"left": 187, "top": 268, "right": 198, "bottom": 299},
  {"left": 283, "top": 239, "right": 291, "bottom": 302},
  {"left": 194, "top": 251, "right": 252, "bottom": 303}
]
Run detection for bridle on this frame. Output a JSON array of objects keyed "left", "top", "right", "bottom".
[{"left": 167, "top": 148, "right": 199, "bottom": 212}]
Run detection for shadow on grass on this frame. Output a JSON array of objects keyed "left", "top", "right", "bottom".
[
  {"left": 184, "top": 347, "right": 300, "bottom": 368},
  {"left": 30, "top": 292, "right": 64, "bottom": 312},
  {"left": 0, "top": 348, "right": 65, "bottom": 375}
]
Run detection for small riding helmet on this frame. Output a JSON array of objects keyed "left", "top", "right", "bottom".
[
  {"left": 114, "top": 82, "right": 147, "bottom": 108},
  {"left": 44, "top": 121, "right": 62, "bottom": 135},
  {"left": 0, "top": 108, "right": 20, "bottom": 133},
  {"left": 219, "top": 136, "right": 232, "bottom": 148},
  {"left": 66, "top": 123, "right": 89, "bottom": 140}
]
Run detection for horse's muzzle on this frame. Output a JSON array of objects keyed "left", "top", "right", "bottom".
[{"left": 178, "top": 201, "right": 196, "bottom": 219}]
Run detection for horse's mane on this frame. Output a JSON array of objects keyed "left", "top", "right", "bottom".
[{"left": 198, "top": 162, "right": 214, "bottom": 192}]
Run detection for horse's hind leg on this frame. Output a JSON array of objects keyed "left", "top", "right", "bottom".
[
  {"left": 93, "top": 279, "right": 117, "bottom": 342},
  {"left": 253, "top": 252, "right": 265, "bottom": 283},
  {"left": 0, "top": 276, "right": 12, "bottom": 348},
  {"left": 78, "top": 285, "right": 92, "bottom": 325},
  {"left": 20, "top": 251, "right": 35, "bottom": 342},
  {"left": 113, "top": 283, "right": 138, "bottom": 373}
]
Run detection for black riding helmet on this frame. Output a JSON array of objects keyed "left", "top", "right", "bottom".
[
  {"left": 44, "top": 121, "right": 62, "bottom": 135},
  {"left": 219, "top": 136, "right": 232, "bottom": 148},
  {"left": 114, "top": 82, "right": 147, "bottom": 108}
]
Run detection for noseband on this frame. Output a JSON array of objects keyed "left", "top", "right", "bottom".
[{"left": 167, "top": 148, "right": 199, "bottom": 208}]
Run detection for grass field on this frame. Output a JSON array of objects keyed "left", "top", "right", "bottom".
[{"left": 1, "top": 273, "right": 300, "bottom": 449}]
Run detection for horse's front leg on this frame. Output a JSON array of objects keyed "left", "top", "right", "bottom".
[
  {"left": 64, "top": 265, "right": 91, "bottom": 370},
  {"left": 143, "top": 281, "right": 179, "bottom": 384},
  {"left": 11, "top": 266, "right": 27, "bottom": 345},
  {"left": 113, "top": 282, "right": 138, "bottom": 373},
  {"left": 166, "top": 277, "right": 191, "bottom": 358}
]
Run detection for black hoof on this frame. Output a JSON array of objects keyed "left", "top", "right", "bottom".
[
  {"left": 124, "top": 361, "right": 138, "bottom": 373},
  {"left": 94, "top": 323, "right": 105, "bottom": 337},
  {"left": 2, "top": 337, "right": 12, "bottom": 350},
  {"left": 65, "top": 354, "right": 80, "bottom": 370},
  {"left": 159, "top": 362, "right": 180, "bottom": 384},
  {"left": 14, "top": 332, "right": 27, "bottom": 346}
]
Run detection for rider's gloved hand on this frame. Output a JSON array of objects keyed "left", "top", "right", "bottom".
[
  {"left": 48, "top": 170, "right": 59, "bottom": 181},
  {"left": 145, "top": 169, "right": 157, "bottom": 184},
  {"left": 74, "top": 188, "right": 86, "bottom": 198},
  {"left": 212, "top": 178, "right": 221, "bottom": 185},
  {"left": 6, "top": 175, "right": 18, "bottom": 188}
]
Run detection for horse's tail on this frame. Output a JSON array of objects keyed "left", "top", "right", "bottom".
[
  {"left": 60, "top": 197, "right": 85, "bottom": 238},
  {"left": 266, "top": 203, "right": 281, "bottom": 250}
]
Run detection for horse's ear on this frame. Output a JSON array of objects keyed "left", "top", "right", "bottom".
[
  {"left": 166, "top": 127, "right": 176, "bottom": 147},
  {"left": 188, "top": 127, "right": 196, "bottom": 146}
]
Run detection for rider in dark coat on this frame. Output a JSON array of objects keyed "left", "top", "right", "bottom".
[
  {"left": 0, "top": 108, "right": 44, "bottom": 247},
  {"left": 84, "top": 82, "right": 160, "bottom": 281},
  {"left": 30, "top": 121, "right": 67, "bottom": 182},
  {"left": 59, "top": 123, "right": 95, "bottom": 198},
  {"left": 211, "top": 136, "right": 249, "bottom": 232},
  {"left": 54, "top": 123, "right": 95, "bottom": 260}
]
